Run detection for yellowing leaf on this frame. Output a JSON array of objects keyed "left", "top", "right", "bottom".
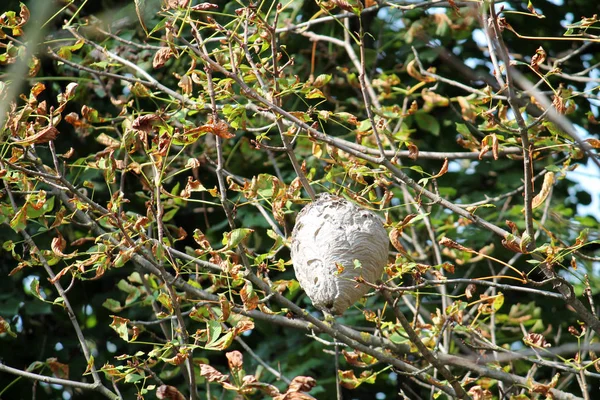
[
  {"left": 305, "top": 88, "right": 325, "bottom": 99},
  {"left": 531, "top": 172, "right": 554, "bottom": 209},
  {"left": 221, "top": 228, "right": 253, "bottom": 250},
  {"left": 109, "top": 316, "right": 131, "bottom": 342}
]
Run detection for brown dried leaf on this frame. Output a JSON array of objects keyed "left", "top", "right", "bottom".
[
  {"left": 275, "top": 393, "right": 317, "bottom": 400},
  {"left": 530, "top": 373, "right": 559, "bottom": 397},
  {"left": 468, "top": 385, "right": 492, "bottom": 400},
  {"left": 479, "top": 133, "right": 500, "bottom": 160},
  {"left": 240, "top": 281, "right": 259, "bottom": 311},
  {"left": 64, "top": 112, "right": 88, "bottom": 129},
  {"left": 191, "top": 2, "right": 219, "bottom": 10},
  {"left": 407, "top": 143, "right": 419, "bottom": 160},
  {"left": 51, "top": 232, "right": 67, "bottom": 257},
  {"left": 338, "top": 370, "right": 360, "bottom": 389},
  {"left": 199, "top": 118, "right": 235, "bottom": 139},
  {"left": 19, "top": 3, "right": 30, "bottom": 26},
  {"left": 465, "top": 283, "right": 476, "bottom": 300},
  {"left": 457, "top": 96, "right": 476, "bottom": 121},
  {"left": 49, "top": 266, "right": 72, "bottom": 284},
  {"left": 226, "top": 350, "right": 243, "bottom": 372},
  {"left": 439, "top": 237, "right": 471, "bottom": 252},
  {"left": 218, "top": 294, "right": 231, "bottom": 321},
  {"left": 331, "top": 0, "right": 363, "bottom": 13},
  {"left": 287, "top": 376, "right": 317, "bottom": 393},
  {"left": 64, "top": 82, "right": 78, "bottom": 100},
  {"left": 0, "top": 316, "right": 14, "bottom": 337},
  {"left": 156, "top": 132, "right": 171, "bottom": 157},
  {"left": 31, "top": 82, "right": 45, "bottom": 98},
  {"left": 431, "top": 269, "right": 445, "bottom": 280},
  {"left": 389, "top": 228, "right": 406, "bottom": 254},
  {"left": 164, "top": 0, "right": 190, "bottom": 10},
  {"left": 153, "top": 47, "right": 173, "bottom": 69},
  {"left": 232, "top": 320, "right": 254, "bottom": 337},
  {"left": 568, "top": 325, "right": 581, "bottom": 336},
  {"left": 552, "top": 93, "right": 566, "bottom": 114},
  {"left": 502, "top": 236, "right": 523, "bottom": 253},
  {"left": 186, "top": 157, "right": 201, "bottom": 168},
  {"left": 400, "top": 214, "right": 417, "bottom": 227},
  {"left": 81, "top": 105, "right": 103, "bottom": 122},
  {"left": 200, "top": 364, "right": 229, "bottom": 383},
  {"left": 96, "top": 133, "right": 120, "bottom": 149},
  {"left": 478, "top": 145, "right": 490, "bottom": 160},
  {"left": 431, "top": 158, "right": 448, "bottom": 179},
  {"left": 342, "top": 350, "right": 368, "bottom": 367},
  {"left": 47, "top": 358, "right": 69, "bottom": 379},
  {"left": 524, "top": 332, "right": 551, "bottom": 348},
  {"left": 178, "top": 75, "right": 193, "bottom": 95},
  {"left": 441, "top": 262, "right": 455, "bottom": 274},
  {"left": 495, "top": 17, "right": 515, "bottom": 33},
  {"left": 530, "top": 46, "right": 546, "bottom": 71},
  {"left": 406, "top": 60, "right": 434, "bottom": 83},
  {"left": 16, "top": 125, "right": 59, "bottom": 145},
  {"left": 9, "top": 262, "right": 29, "bottom": 276},
  {"left": 192, "top": 228, "right": 211, "bottom": 250},
  {"left": 585, "top": 138, "right": 600, "bottom": 148},
  {"left": 132, "top": 114, "right": 161, "bottom": 132},
  {"left": 156, "top": 385, "right": 185, "bottom": 400},
  {"left": 506, "top": 220, "right": 519, "bottom": 236},
  {"left": 406, "top": 100, "right": 418, "bottom": 116},
  {"left": 491, "top": 133, "right": 499, "bottom": 160},
  {"left": 181, "top": 177, "right": 207, "bottom": 199},
  {"left": 421, "top": 89, "right": 449, "bottom": 111}
]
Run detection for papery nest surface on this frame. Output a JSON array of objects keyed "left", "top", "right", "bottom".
[{"left": 290, "top": 194, "right": 389, "bottom": 315}]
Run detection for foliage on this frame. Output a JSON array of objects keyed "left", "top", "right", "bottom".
[{"left": 1, "top": 0, "right": 600, "bottom": 399}]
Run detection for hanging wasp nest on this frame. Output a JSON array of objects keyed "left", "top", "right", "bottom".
[{"left": 290, "top": 194, "right": 389, "bottom": 315}]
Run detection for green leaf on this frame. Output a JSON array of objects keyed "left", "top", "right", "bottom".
[
  {"left": 206, "top": 320, "right": 222, "bottom": 345},
  {"left": 2, "top": 240, "right": 14, "bottom": 252},
  {"left": 161, "top": 207, "right": 179, "bottom": 222},
  {"left": 206, "top": 331, "right": 234, "bottom": 351},
  {"left": 29, "top": 278, "right": 44, "bottom": 301},
  {"left": 545, "top": 165, "right": 562, "bottom": 172},
  {"left": 414, "top": 112, "right": 440, "bottom": 136},
  {"left": 357, "top": 119, "right": 372, "bottom": 132},
  {"left": 57, "top": 39, "right": 84, "bottom": 60},
  {"left": 542, "top": 121, "right": 569, "bottom": 139},
  {"left": 222, "top": 228, "right": 254, "bottom": 250},
  {"left": 455, "top": 122, "right": 470, "bottom": 136},
  {"left": 156, "top": 292, "right": 173, "bottom": 313},
  {"left": 26, "top": 196, "right": 55, "bottom": 219},
  {"left": 102, "top": 298, "right": 123, "bottom": 312},
  {"left": 125, "top": 373, "right": 144, "bottom": 383}
]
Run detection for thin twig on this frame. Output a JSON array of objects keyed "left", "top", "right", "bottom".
[
  {"left": 487, "top": 3, "right": 535, "bottom": 251},
  {"left": 0, "top": 362, "right": 118, "bottom": 399},
  {"left": 381, "top": 290, "right": 469, "bottom": 398}
]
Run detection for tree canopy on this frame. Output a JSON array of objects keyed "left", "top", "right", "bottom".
[{"left": 1, "top": 0, "right": 600, "bottom": 399}]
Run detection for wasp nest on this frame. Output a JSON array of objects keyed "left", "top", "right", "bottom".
[{"left": 290, "top": 194, "right": 389, "bottom": 315}]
